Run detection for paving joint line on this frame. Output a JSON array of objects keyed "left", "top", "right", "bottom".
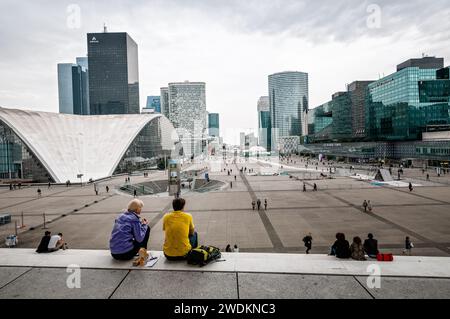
[
  {"left": 322, "top": 190, "right": 450, "bottom": 255},
  {"left": 0, "top": 267, "right": 34, "bottom": 291},
  {"left": 236, "top": 164, "right": 284, "bottom": 252},
  {"left": 108, "top": 269, "right": 131, "bottom": 299}
]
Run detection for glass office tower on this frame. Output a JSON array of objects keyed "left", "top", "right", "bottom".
[
  {"left": 366, "top": 63, "right": 449, "bottom": 141},
  {"left": 58, "top": 58, "right": 89, "bottom": 115},
  {"left": 268, "top": 71, "right": 308, "bottom": 152},
  {"left": 257, "top": 96, "right": 271, "bottom": 152},
  {"left": 208, "top": 113, "right": 220, "bottom": 137},
  {"left": 87, "top": 32, "right": 139, "bottom": 115},
  {"left": 160, "top": 87, "right": 169, "bottom": 118},
  {"left": 146, "top": 96, "right": 161, "bottom": 113}
]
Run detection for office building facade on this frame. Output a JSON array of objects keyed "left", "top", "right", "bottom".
[
  {"left": 257, "top": 96, "right": 271, "bottom": 152},
  {"left": 208, "top": 113, "right": 220, "bottom": 137},
  {"left": 58, "top": 58, "right": 90, "bottom": 115},
  {"left": 168, "top": 82, "right": 207, "bottom": 157},
  {"left": 87, "top": 32, "right": 139, "bottom": 115},
  {"left": 146, "top": 96, "right": 161, "bottom": 113},
  {"left": 269, "top": 71, "right": 308, "bottom": 152},
  {"left": 160, "top": 87, "right": 169, "bottom": 118}
]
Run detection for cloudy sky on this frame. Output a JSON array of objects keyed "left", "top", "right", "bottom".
[{"left": 0, "top": 0, "right": 449, "bottom": 143}]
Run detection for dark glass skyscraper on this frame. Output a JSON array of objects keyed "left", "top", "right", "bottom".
[{"left": 87, "top": 32, "right": 139, "bottom": 115}]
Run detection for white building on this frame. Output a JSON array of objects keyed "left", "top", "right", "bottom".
[{"left": 168, "top": 81, "right": 207, "bottom": 158}]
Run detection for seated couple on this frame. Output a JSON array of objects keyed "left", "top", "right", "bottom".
[
  {"left": 109, "top": 198, "right": 198, "bottom": 261},
  {"left": 36, "top": 231, "right": 68, "bottom": 253}
]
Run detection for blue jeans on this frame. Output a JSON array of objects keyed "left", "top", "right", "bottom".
[
  {"left": 189, "top": 231, "right": 198, "bottom": 248},
  {"left": 165, "top": 231, "right": 199, "bottom": 261}
]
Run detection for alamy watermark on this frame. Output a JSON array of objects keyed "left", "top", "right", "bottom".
[
  {"left": 66, "top": 264, "right": 81, "bottom": 289},
  {"left": 366, "top": 4, "right": 381, "bottom": 29},
  {"left": 66, "top": 4, "right": 81, "bottom": 29},
  {"left": 366, "top": 264, "right": 381, "bottom": 289}
]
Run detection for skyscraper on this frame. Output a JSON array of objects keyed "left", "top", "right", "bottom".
[
  {"left": 87, "top": 32, "right": 139, "bottom": 115},
  {"left": 57, "top": 57, "right": 89, "bottom": 115},
  {"left": 146, "top": 96, "right": 161, "bottom": 113},
  {"left": 160, "top": 87, "right": 169, "bottom": 118},
  {"left": 168, "top": 81, "right": 207, "bottom": 157},
  {"left": 208, "top": 113, "right": 220, "bottom": 137},
  {"left": 257, "top": 96, "right": 271, "bottom": 152},
  {"left": 268, "top": 71, "right": 308, "bottom": 152}
]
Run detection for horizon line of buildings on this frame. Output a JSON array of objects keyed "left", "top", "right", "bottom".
[
  {"left": 56, "top": 29, "right": 221, "bottom": 159},
  {"left": 255, "top": 56, "right": 450, "bottom": 165}
]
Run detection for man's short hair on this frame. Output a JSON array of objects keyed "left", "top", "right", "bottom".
[
  {"left": 368, "top": 233, "right": 373, "bottom": 239},
  {"left": 58, "top": 233, "right": 63, "bottom": 237},
  {"left": 172, "top": 198, "right": 186, "bottom": 211},
  {"left": 45, "top": 231, "right": 51, "bottom": 236}
]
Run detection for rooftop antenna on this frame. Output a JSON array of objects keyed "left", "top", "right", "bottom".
[{"left": 103, "top": 23, "right": 108, "bottom": 33}]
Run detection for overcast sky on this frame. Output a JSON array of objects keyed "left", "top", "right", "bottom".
[{"left": 0, "top": 0, "right": 449, "bottom": 144}]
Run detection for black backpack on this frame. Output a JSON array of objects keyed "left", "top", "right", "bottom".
[{"left": 187, "top": 245, "right": 221, "bottom": 266}]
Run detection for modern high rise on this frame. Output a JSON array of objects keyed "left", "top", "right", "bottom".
[
  {"left": 366, "top": 57, "right": 449, "bottom": 141},
  {"left": 257, "top": 96, "right": 271, "bottom": 152},
  {"left": 160, "top": 87, "right": 169, "bottom": 118},
  {"left": 168, "top": 81, "right": 207, "bottom": 157},
  {"left": 268, "top": 71, "right": 308, "bottom": 152},
  {"left": 208, "top": 113, "right": 220, "bottom": 137},
  {"left": 87, "top": 32, "right": 139, "bottom": 115},
  {"left": 146, "top": 96, "right": 161, "bottom": 113},
  {"left": 57, "top": 57, "right": 89, "bottom": 115}
]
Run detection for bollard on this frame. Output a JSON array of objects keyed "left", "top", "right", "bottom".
[
  {"left": 43, "top": 213, "right": 47, "bottom": 229},
  {"left": 20, "top": 211, "right": 25, "bottom": 228},
  {"left": 15, "top": 220, "right": 18, "bottom": 237}
]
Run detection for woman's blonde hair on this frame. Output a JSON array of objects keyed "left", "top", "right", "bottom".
[{"left": 127, "top": 199, "right": 144, "bottom": 212}]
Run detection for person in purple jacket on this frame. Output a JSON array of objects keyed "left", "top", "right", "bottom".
[{"left": 110, "top": 199, "right": 150, "bottom": 260}]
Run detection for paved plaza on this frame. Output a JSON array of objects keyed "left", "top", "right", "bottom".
[{"left": 1, "top": 156, "right": 450, "bottom": 257}]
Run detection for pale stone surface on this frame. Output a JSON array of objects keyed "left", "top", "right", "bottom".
[
  {"left": 238, "top": 273, "right": 372, "bottom": 299},
  {"left": 0, "top": 267, "right": 128, "bottom": 299},
  {"left": 111, "top": 270, "right": 238, "bottom": 299}
]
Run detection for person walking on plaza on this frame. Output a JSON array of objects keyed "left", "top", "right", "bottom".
[
  {"left": 234, "top": 175, "right": 237, "bottom": 181},
  {"left": 403, "top": 236, "right": 413, "bottom": 256},
  {"left": 225, "top": 244, "right": 232, "bottom": 252},
  {"left": 48, "top": 182, "right": 51, "bottom": 189},
  {"left": 110, "top": 199, "right": 150, "bottom": 260},
  {"left": 408, "top": 182, "right": 413, "bottom": 192},
  {"left": 363, "top": 233, "right": 379, "bottom": 258},
  {"left": 233, "top": 244, "right": 239, "bottom": 252},
  {"left": 230, "top": 181, "right": 233, "bottom": 189},
  {"left": 303, "top": 233, "right": 313, "bottom": 254},
  {"left": 350, "top": 236, "right": 366, "bottom": 261},
  {"left": 256, "top": 198, "right": 261, "bottom": 210},
  {"left": 313, "top": 183, "right": 317, "bottom": 191},
  {"left": 264, "top": 199, "right": 267, "bottom": 210},
  {"left": 133, "top": 189, "right": 137, "bottom": 198},
  {"left": 303, "top": 183, "right": 306, "bottom": 192},
  {"left": 252, "top": 200, "right": 256, "bottom": 210},
  {"left": 362, "top": 200, "right": 368, "bottom": 212},
  {"left": 163, "top": 198, "right": 198, "bottom": 260},
  {"left": 426, "top": 173, "right": 430, "bottom": 181},
  {"left": 106, "top": 185, "right": 109, "bottom": 193},
  {"left": 37, "top": 188, "right": 42, "bottom": 198}
]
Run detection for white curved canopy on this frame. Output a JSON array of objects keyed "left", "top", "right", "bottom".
[{"left": 0, "top": 107, "right": 178, "bottom": 183}]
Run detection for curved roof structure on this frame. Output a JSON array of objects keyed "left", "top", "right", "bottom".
[{"left": 0, "top": 107, "right": 179, "bottom": 183}]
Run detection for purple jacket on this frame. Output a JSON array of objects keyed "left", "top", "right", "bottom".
[{"left": 109, "top": 211, "right": 149, "bottom": 254}]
